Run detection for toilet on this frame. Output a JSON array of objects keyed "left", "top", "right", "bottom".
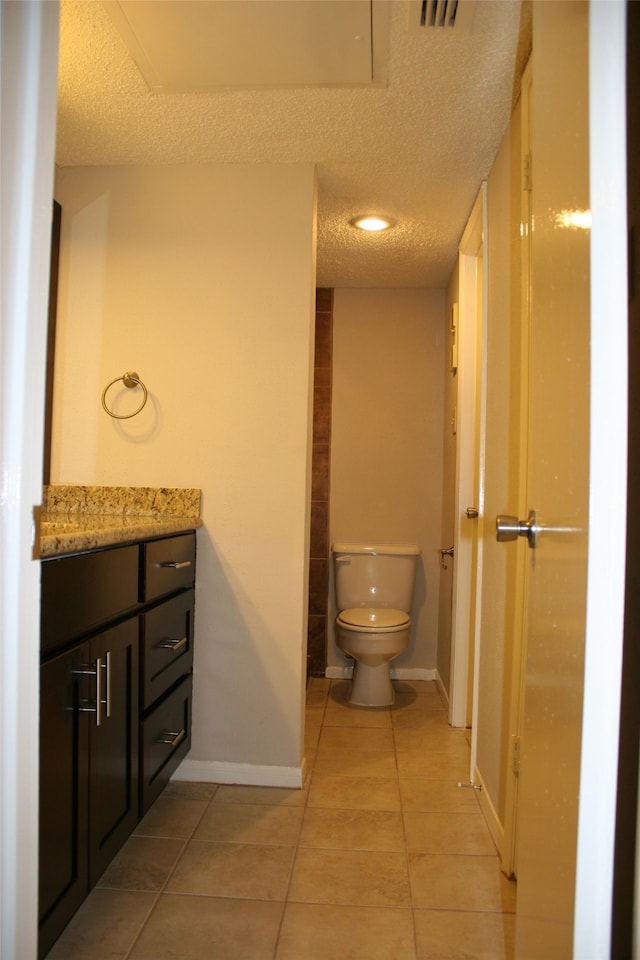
[{"left": 332, "top": 541, "right": 421, "bottom": 707}]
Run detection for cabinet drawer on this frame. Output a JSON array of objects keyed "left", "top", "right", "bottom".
[
  {"left": 140, "top": 676, "right": 192, "bottom": 814},
  {"left": 41, "top": 545, "right": 139, "bottom": 656},
  {"left": 141, "top": 590, "right": 194, "bottom": 710},
  {"left": 142, "top": 534, "right": 195, "bottom": 602}
]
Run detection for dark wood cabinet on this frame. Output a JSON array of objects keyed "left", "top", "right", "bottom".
[
  {"left": 39, "top": 642, "right": 89, "bottom": 955},
  {"left": 88, "top": 618, "right": 139, "bottom": 886},
  {"left": 39, "top": 532, "right": 196, "bottom": 959}
]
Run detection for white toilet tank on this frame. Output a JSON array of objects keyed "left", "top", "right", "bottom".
[{"left": 333, "top": 541, "right": 421, "bottom": 613}]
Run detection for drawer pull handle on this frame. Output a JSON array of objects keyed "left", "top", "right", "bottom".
[
  {"left": 155, "top": 728, "right": 186, "bottom": 748},
  {"left": 157, "top": 636, "right": 188, "bottom": 652},
  {"left": 157, "top": 560, "right": 191, "bottom": 569}
]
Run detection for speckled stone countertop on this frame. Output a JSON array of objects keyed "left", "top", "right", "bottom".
[{"left": 40, "top": 485, "right": 202, "bottom": 558}]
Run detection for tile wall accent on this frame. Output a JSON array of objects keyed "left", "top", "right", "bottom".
[{"left": 307, "top": 289, "right": 333, "bottom": 676}]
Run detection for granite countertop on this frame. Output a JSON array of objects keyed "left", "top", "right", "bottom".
[{"left": 40, "top": 485, "right": 202, "bottom": 558}]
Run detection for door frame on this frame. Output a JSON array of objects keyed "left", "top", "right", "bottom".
[
  {"left": 574, "top": 0, "right": 628, "bottom": 949},
  {"left": 0, "top": 2, "right": 59, "bottom": 955},
  {"left": 450, "top": 183, "right": 488, "bottom": 744}
]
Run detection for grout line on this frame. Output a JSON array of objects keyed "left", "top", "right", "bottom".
[{"left": 122, "top": 785, "right": 221, "bottom": 959}]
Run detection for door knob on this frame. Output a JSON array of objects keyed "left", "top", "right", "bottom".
[
  {"left": 496, "top": 510, "right": 538, "bottom": 549},
  {"left": 466, "top": 507, "right": 479, "bottom": 519}
]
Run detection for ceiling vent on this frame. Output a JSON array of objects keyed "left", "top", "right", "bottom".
[{"left": 406, "top": 0, "right": 476, "bottom": 35}]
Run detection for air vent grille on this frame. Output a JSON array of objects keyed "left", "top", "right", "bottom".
[
  {"left": 421, "top": 0, "right": 458, "bottom": 28},
  {"left": 406, "top": 0, "right": 476, "bottom": 35}
]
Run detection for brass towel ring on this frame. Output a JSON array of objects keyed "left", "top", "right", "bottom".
[{"left": 101, "top": 371, "right": 148, "bottom": 419}]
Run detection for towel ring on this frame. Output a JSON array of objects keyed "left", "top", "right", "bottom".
[{"left": 101, "top": 371, "right": 148, "bottom": 419}]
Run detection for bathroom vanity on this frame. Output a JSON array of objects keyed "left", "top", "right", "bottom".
[{"left": 37, "top": 486, "right": 201, "bottom": 958}]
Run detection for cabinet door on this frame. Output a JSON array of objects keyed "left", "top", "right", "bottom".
[
  {"left": 38, "top": 643, "right": 90, "bottom": 959},
  {"left": 88, "top": 618, "right": 139, "bottom": 886}
]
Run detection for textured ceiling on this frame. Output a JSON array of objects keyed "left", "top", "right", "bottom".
[{"left": 56, "top": 0, "right": 529, "bottom": 288}]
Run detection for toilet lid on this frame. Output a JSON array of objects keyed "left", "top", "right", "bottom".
[{"left": 337, "top": 608, "right": 411, "bottom": 630}]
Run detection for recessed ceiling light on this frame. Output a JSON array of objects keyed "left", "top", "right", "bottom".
[{"left": 349, "top": 215, "right": 397, "bottom": 232}]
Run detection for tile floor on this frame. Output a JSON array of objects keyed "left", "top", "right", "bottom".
[{"left": 45, "top": 679, "right": 516, "bottom": 960}]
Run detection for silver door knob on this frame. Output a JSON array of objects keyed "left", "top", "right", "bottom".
[{"left": 496, "top": 510, "right": 538, "bottom": 549}]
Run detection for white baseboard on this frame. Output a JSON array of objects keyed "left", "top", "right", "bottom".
[
  {"left": 325, "top": 665, "right": 436, "bottom": 682},
  {"left": 325, "top": 665, "right": 352, "bottom": 679},
  {"left": 391, "top": 667, "right": 436, "bottom": 681},
  {"left": 172, "top": 756, "right": 306, "bottom": 789},
  {"left": 473, "top": 765, "right": 505, "bottom": 861},
  {"left": 434, "top": 670, "right": 449, "bottom": 709}
]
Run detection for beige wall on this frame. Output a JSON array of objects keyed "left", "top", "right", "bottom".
[
  {"left": 53, "top": 163, "right": 317, "bottom": 785},
  {"left": 328, "top": 287, "right": 446, "bottom": 674}
]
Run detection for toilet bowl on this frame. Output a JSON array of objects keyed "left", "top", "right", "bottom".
[{"left": 332, "top": 542, "right": 421, "bottom": 707}]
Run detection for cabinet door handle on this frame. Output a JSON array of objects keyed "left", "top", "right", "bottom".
[
  {"left": 155, "top": 728, "right": 186, "bottom": 748},
  {"left": 157, "top": 636, "right": 188, "bottom": 652},
  {"left": 74, "top": 658, "right": 103, "bottom": 726},
  {"left": 73, "top": 655, "right": 111, "bottom": 726},
  {"left": 104, "top": 650, "right": 112, "bottom": 719},
  {"left": 157, "top": 560, "right": 191, "bottom": 569}
]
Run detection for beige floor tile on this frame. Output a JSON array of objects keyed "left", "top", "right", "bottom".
[
  {"left": 306, "top": 688, "right": 330, "bottom": 709},
  {"left": 45, "top": 888, "right": 156, "bottom": 959},
  {"left": 393, "top": 689, "right": 446, "bottom": 713},
  {"left": 305, "top": 716, "right": 323, "bottom": 748},
  {"left": 404, "top": 811, "right": 496, "bottom": 855},
  {"left": 167, "top": 840, "right": 294, "bottom": 900},
  {"left": 134, "top": 796, "right": 210, "bottom": 839},
  {"left": 414, "top": 908, "right": 516, "bottom": 960},
  {"left": 396, "top": 749, "right": 469, "bottom": 779},
  {"left": 304, "top": 746, "right": 317, "bottom": 777},
  {"left": 393, "top": 726, "right": 470, "bottom": 752},
  {"left": 323, "top": 697, "right": 393, "bottom": 728},
  {"left": 399, "top": 778, "right": 481, "bottom": 814},
  {"left": 409, "top": 854, "right": 517, "bottom": 913},
  {"left": 329, "top": 679, "right": 352, "bottom": 698},
  {"left": 193, "top": 799, "right": 303, "bottom": 845},
  {"left": 162, "top": 780, "right": 219, "bottom": 801},
  {"left": 213, "top": 783, "right": 306, "bottom": 806},
  {"left": 392, "top": 680, "right": 439, "bottom": 696},
  {"left": 129, "top": 894, "right": 283, "bottom": 960},
  {"left": 308, "top": 774, "right": 402, "bottom": 811},
  {"left": 299, "top": 806, "right": 405, "bottom": 852},
  {"left": 96, "top": 836, "right": 186, "bottom": 892},
  {"left": 289, "top": 848, "right": 411, "bottom": 907},
  {"left": 314, "top": 726, "right": 398, "bottom": 778},
  {"left": 276, "top": 903, "right": 416, "bottom": 960},
  {"left": 317, "top": 724, "right": 395, "bottom": 751},
  {"left": 307, "top": 677, "right": 331, "bottom": 694}
]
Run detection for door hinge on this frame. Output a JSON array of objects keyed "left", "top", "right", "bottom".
[
  {"left": 511, "top": 734, "right": 521, "bottom": 777},
  {"left": 523, "top": 153, "right": 533, "bottom": 192}
]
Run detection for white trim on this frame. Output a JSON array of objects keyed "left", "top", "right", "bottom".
[
  {"left": 474, "top": 765, "right": 506, "bottom": 867},
  {"left": 450, "top": 183, "right": 487, "bottom": 731},
  {"left": 0, "top": 4, "right": 59, "bottom": 957},
  {"left": 574, "top": 1, "right": 627, "bottom": 954},
  {"left": 391, "top": 667, "right": 436, "bottom": 681},
  {"left": 325, "top": 665, "right": 437, "bottom": 682},
  {"left": 173, "top": 757, "right": 306, "bottom": 789},
  {"left": 434, "top": 670, "right": 450, "bottom": 711},
  {"left": 325, "top": 665, "right": 353, "bottom": 679}
]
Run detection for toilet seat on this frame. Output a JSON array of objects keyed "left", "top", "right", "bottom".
[{"left": 337, "top": 608, "right": 410, "bottom": 633}]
